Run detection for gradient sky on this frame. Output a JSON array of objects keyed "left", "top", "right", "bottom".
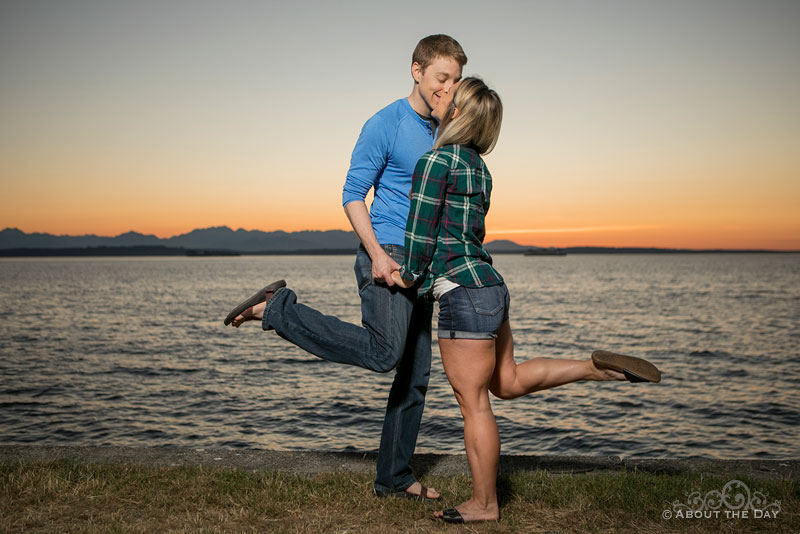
[{"left": 1, "top": 0, "right": 798, "bottom": 249}]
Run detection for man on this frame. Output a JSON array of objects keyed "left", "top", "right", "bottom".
[{"left": 225, "top": 35, "right": 466, "bottom": 500}]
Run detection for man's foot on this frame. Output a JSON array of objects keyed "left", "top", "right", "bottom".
[
  {"left": 231, "top": 301, "right": 266, "bottom": 327},
  {"left": 404, "top": 481, "right": 440, "bottom": 500},
  {"left": 433, "top": 498, "right": 499, "bottom": 522},
  {"left": 374, "top": 481, "right": 441, "bottom": 501},
  {"left": 223, "top": 280, "right": 286, "bottom": 327}
]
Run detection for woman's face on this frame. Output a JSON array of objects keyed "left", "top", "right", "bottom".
[{"left": 431, "top": 80, "right": 461, "bottom": 123}]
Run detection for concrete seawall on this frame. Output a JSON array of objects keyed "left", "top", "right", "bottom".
[{"left": 1, "top": 446, "right": 797, "bottom": 481}]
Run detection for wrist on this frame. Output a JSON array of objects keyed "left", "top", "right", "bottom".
[{"left": 364, "top": 242, "right": 385, "bottom": 260}]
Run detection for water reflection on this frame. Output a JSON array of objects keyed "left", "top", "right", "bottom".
[{"left": 0, "top": 254, "right": 798, "bottom": 458}]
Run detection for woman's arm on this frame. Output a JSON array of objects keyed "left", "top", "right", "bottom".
[
  {"left": 399, "top": 151, "right": 449, "bottom": 284},
  {"left": 390, "top": 270, "right": 414, "bottom": 288}
]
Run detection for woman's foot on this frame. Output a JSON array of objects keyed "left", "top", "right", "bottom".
[
  {"left": 588, "top": 358, "right": 627, "bottom": 381},
  {"left": 591, "top": 350, "right": 662, "bottom": 383},
  {"left": 433, "top": 498, "right": 499, "bottom": 522}
]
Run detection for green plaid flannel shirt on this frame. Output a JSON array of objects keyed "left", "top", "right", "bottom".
[{"left": 399, "top": 144, "right": 504, "bottom": 295}]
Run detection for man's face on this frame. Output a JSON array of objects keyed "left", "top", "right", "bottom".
[
  {"left": 431, "top": 80, "right": 462, "bottom": 122},
  {"left": 412, "top": 56, "right": 462, "bottom": 116}
]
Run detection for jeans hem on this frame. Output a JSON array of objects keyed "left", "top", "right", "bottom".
[
  {"left": 373, "top": 476, "right": 417, "bottom": 494},
  {"left": 262, "top": 286, "right": 287, "bottom": 330}
]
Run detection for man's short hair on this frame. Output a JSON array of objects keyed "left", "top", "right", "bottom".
[{"left": 412, "top": 35, "right": 467, "bottom": 72}]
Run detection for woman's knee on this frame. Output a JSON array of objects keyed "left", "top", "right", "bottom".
[
  {"left": 489, "top": 377, "right": 526, "bottom": 400},
  {"left": 453, "top": 388, "right": 492, "bottom": 414},
  {"left": 489, "top": 384, "right": 516, "bottom": 400}
]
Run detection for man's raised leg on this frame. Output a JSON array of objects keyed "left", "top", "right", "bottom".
[{"left": 260, "top": 246, "right": 414, "bottom": 373}]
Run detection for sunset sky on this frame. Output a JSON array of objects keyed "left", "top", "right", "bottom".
[{"left": 1, "top": 0, "right": 798, "bottom": 249}]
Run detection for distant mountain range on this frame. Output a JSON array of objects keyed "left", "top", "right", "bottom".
[
  {"left": 482, "top": 239, "right": 527, "bottom": 253},
  {"left": 0, "top": 226, "right": 359, "bottom": 253},
  {"left": 0, "top": 227, "right": 545, "bottom": 254},
  {"left": 0, "top": 227, "right": 791, "bottom": 255}
]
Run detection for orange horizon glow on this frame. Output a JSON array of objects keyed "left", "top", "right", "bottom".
[{"left": 2, "top": 165, "right": 798, "bottom": 251}]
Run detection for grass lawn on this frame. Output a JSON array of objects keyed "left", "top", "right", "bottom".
[{"left": 1, "top": 460, "right": 797, "bottom": 533}]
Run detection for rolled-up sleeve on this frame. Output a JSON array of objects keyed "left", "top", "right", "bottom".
[
  {"left": 399, "top": 152, "right": 448, "bottom": 281},
  {"left": 342, "top": 115, "right": 391, "bottom": 207}
]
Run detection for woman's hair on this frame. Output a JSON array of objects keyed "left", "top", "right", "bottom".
[{"left": 434, "top": 77, "right": 503, "bottom": 155}]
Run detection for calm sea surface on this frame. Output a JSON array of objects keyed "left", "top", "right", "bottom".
[{"left": 1, "top": 254, "right": 798, "bottom": 458}]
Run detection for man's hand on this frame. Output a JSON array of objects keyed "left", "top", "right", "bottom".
[
  {"left": 390, "top": 270, "right": 415, "bottom": 289},
  {"left": 372, "top": 249, "right": 401, "bottom": 285},
  {"left": 344, "top": 201, "right": 400, "bottom": 286}
]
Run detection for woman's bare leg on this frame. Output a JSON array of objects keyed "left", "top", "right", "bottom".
[
  {"left": 433, "top": 337, "right": 500, "bottom": 522},
  {"left": 489, "top": 321, "right": 624, "bottom": 400}
]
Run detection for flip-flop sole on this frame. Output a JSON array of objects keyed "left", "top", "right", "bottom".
[
  {"left": 592, "top": 350, "right": 662, "bottom": 383},
  {"left": 223, "top": 280, "right": 286, "bottom": 325}
]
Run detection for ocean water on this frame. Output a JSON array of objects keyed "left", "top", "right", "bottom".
[{"left": 0, "top": 253, "right": 798, "bottom": 459}]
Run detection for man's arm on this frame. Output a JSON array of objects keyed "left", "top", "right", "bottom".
[
  {"left": 344, "top": 201, "right": 399, "bottom": 285},
  {"left": 342, "top": 111, "right": 401, "bottom": 286}
]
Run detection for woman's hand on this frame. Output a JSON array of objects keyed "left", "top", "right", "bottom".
[{"left": 391, "top": 270, "right": 414, "bottom": 289}]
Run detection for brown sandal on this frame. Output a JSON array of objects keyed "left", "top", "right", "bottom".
[
  {"left": 223, "top": 280, "right": 286, "bottom": 326},
  {"left": 592, "top": 350, "right": 662, "bottom": 383},
  {"left": 375, "top": 484, "right": 440, "bottom": 501}
]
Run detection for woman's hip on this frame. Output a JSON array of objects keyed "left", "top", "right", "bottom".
[{"left": 437, "top": 284, "right": 510, "bottom": 340}]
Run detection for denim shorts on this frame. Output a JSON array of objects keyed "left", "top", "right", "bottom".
[{"left": 437, "top": 284, "right": 510, "bottom": 340}]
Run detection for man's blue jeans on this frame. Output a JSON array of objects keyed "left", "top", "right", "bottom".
[{"left": 262, "top": 244, "right": 433, "bottom": 493}]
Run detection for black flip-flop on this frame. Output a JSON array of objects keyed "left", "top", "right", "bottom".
[
  {"left": 440, "top": 508, "right": 465, "bottom": 523},
  {"left": 436, "top": 508, "right": 497, "bottom": 523},
  {"left": 592, "top": 350, "right": 662, "bottom": 383},
  {"left": 223, "top": 280, "right": 286, "bottom": 326}
]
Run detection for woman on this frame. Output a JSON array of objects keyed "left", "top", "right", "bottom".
[{"left": 392, "top": 77, "right": 661, "bottom": 523}]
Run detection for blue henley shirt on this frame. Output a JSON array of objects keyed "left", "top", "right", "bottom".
[{"left": 342, "top": 98, "right": 435, "bottom": 246}]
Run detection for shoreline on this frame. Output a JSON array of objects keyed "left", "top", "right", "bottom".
[{"left": 2, "top": 445, "right": 797, "bottom": 481}]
